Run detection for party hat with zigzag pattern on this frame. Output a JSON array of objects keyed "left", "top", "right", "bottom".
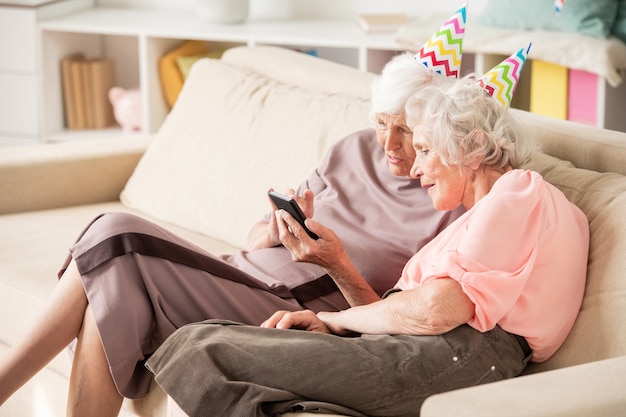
[
  {"left": 413, "top": 3, "right": 467, "bottom": 78},
  {"left": 479, "top": 42, "right": 532, "bottom": 109}
]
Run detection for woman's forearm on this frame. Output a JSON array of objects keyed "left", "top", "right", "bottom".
[
  {"left": 318, "top": 278, "right": 475, "bottom": 336},
  {"left": 324, "top": 253, "right": 381, "bottom": 307}
]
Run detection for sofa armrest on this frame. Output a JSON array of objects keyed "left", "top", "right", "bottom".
[
  {"left": 421, "top": 355, "right": 626, "bottom": 417},
  {"left": 0, "top": 135, "right": 152, "bottom": 214}
]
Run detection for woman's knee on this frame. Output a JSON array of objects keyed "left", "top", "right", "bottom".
[
  {"left": 91, "top": 212, "right": 149, "bottom": 233},
  {"left": 77, "top": 212, "right": 159, "bottom": 246}
]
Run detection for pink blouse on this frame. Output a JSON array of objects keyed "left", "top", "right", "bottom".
[{"left": 395, "top": 170, "right": 589, "bottom": 362}]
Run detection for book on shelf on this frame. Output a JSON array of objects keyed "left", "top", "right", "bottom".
[
  {"left": 60, "top": 53, "right": 84, "bottom": 130},
  {"left": 81, "top": 59, "right": 95, "bottom": 129},
  {"left": 60, "top": 55, "right": 116, "bottom": 129},
  {"left": 357, "top": 13, "right": 411, "bottom": 33},
  {"left": 89, "top": 59, "right": 116, "bottom": 129},
  {"left": 69, "top": 59, "right": 87, "bottom": 129}
]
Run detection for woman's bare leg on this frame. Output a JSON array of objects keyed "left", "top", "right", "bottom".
[
  {"left": 67, "top": 305, "right": 122, "bottom": 417},
  {"left": 0, "top": 260, "right": 88, "bottom": 404}
]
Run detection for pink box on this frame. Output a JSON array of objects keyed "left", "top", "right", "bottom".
[{"left": 568, "top": 69, "right": 598, "bottom": 126}]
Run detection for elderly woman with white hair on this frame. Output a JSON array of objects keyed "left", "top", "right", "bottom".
[
  {"left": 146, "top": 49, "right": 590, "bottom": 417},
  {"left": 0, "top": 12, "right": 468, "bottom": 417}
]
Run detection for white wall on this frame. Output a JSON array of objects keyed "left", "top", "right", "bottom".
[{"left": 95, "top": 0, "right": 487, "bottom": 21}]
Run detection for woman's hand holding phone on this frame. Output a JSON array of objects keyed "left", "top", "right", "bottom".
[
  {"left": 268, "top": 190, "right": 319, "bottom": 240},
  {"left": 247, "top": 189, "right": 316, "bottom": 250}
]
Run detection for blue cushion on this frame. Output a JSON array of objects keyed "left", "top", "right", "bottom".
[
  {"left": 478, "top": 0, "right": 618, "bottom": 39},
  {"left": 612, "top": 0, "right": 626, "bottom": 43}
]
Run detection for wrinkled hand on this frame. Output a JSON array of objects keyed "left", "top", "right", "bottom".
[
  {"left": 261, "top": 310, "right": 333, "bottom": 334},
  {"left": 275, "top": 210, "right": 348, "bottom": 270},
  {"left": 268, "top": 188, "right": 314, "bottom": 218},
  {"left": 265, "top": 188, "right": 315, "bottom": 245}
]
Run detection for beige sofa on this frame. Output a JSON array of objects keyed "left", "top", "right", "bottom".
[{"left": 1, "top": 45, "right": 625, "bottom": 417}]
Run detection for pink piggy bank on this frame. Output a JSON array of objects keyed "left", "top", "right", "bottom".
[{"left": 108, "top": 87, "right": 142, "bottom": 132}]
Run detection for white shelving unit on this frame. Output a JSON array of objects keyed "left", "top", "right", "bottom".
[
  {"left": 37, "top": 6, "right": 626, "bottom": 144},
  {"left": 0, "top": 0, "right": 93, "bottom": 146},
  {"left": 39, "top": 7, "right": 406, "bottom": 142}
]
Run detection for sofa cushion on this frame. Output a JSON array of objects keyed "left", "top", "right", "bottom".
[
  {"left": 523, "top": 152, "right": 626, "bottom": 372},
  {"left": 121, "top": 57, "right": 372, "bottom": 248},
  {"left": 221, "top": 46, "right": 375, "bottom": 100}
]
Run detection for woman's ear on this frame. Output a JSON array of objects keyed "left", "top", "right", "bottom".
[{"left": 465, "top": 129, "right": 490, "bottom": 171}]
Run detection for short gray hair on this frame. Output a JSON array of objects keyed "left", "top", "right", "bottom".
[
  {"left": 405, "top": 77, "right": 534, "bottom": 170},
  {"left": 370, "top": 52, "right": 455, "bottom": 121}
]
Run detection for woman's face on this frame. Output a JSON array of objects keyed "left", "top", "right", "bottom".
[
  {"left": 374, "top": 113, "right": 415, "bottom": 177},
  {"left": 409, "top": 133, "right": 470, "bottom": 211}
]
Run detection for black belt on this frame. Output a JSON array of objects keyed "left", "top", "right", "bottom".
[
  {"left": 291, "top": 274, "right": 340, "bottom": 304},
  {"left": 514, "top": 334, "right": 532, "bottom": 358}
]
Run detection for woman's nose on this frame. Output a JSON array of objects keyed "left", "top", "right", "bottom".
[
  {"left": 410, "top": 161, "right": 422, "bottom": 179},
  {"left": 385, "top": 131, "right": 401, "bottom": 150}
]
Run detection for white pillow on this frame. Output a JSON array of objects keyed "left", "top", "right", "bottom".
[{"left": 121, "top": 58, "right": 372, "bottom": 248}]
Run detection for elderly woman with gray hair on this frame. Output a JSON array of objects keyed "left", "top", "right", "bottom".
[
  {"left": 147, "top": 56, "right": 590, "bottom": 417},
  {"left": 0, "top": 49, "right": 462, "bottom": 417}
]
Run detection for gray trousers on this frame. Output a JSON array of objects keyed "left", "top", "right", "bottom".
[{"left": 146, "top": 320, "right": 531, "bottom": 417}]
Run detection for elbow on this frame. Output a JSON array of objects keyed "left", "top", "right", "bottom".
[
  {"left": 397, "top": 283, "right": 475, "bottom": 335},
  {"left": 379, "top": 280, "right": 475, "bottom": 336},
  {"left": 421, "top": 315, "right": 466, "bottom": 335},
  {"left": 391, "top": 302, "right": 458, "bottom": 336},
  {"left": 412, "top": 303, "right": 463, "bottom": 335}
]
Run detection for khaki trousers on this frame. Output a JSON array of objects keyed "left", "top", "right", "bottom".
[{"left": 147, "top": 320, "right": 531, "bottom": 417}]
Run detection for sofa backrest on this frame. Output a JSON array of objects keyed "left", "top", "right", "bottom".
[
  {"left": 221, "top": 46, "right": 376, "bottom": 100},
  {"left": 120, "top": 47, "right": 373, "bottom": 248},
  {"left": 523, "top": 152, "right": 626, "bottom": 373},
  {"left": 511, "top": 108, "right": 626, "bottom": 176},
  {"left": 512, "top": 109, "right": 626, "bottom": 371}
]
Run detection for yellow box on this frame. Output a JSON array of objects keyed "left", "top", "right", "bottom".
[{"left": 530, "top": 60, "right": 568, "bottom": 120}]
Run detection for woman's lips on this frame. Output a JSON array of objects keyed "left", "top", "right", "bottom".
[{"left": 387, "top": 154, "right": 403, "bottom": 164}]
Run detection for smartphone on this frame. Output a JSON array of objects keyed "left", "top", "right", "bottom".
[{"left": 268, "top": 191, "right": 319, "bottom": 240}]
